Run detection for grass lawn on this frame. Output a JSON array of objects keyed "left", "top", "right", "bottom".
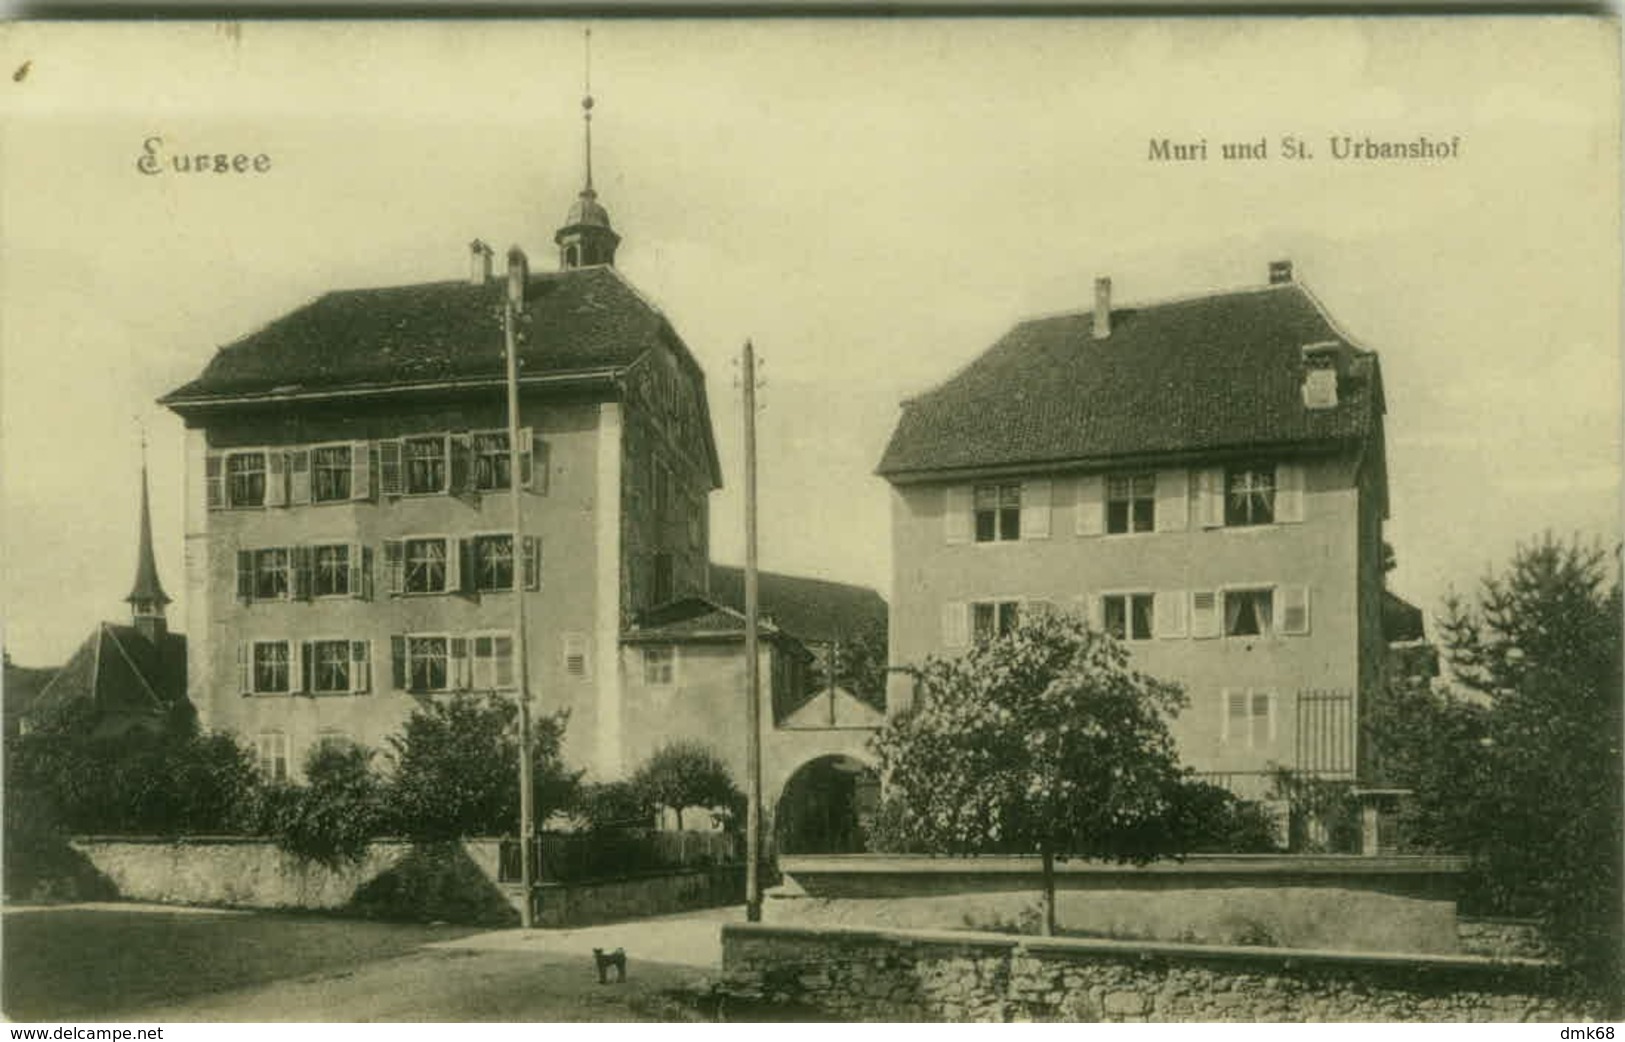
[{"left": 2, "top": 906, "right": 481, "bottom": 1021}]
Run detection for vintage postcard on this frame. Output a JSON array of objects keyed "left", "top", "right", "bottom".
[{"left": 2, "top": 15, "right": 1619, "bottom": 1025}]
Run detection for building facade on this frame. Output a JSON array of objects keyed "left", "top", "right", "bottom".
[
  {"left": 877, "top": 261, "right": 1392, "bottom": 802},
  {"left": 161, "top": 166, "right": 722, "bottom": 782}
]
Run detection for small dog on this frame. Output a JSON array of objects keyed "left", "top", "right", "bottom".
[{"left": 593, "top": 946, "right": 627, "bottom": 984}]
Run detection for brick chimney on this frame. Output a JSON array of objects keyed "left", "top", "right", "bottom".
[
  {"left": 469, "top": 239, "right": 493, "bottom": 285},
  {"left": 1092, "top": 277, "right": 1112, "bottom": 340},
  {"left": 1270, "top": 259, "right": 1294, "bottom": 285}
]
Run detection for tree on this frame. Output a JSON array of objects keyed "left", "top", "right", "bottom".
[
  {"left": 870, "top": 610, "right": 1194, "bottom": 935},
  {"left": 386, "top": 694, "right": 579, "bottom": 840},
  {"left": 572, "top": 780, "right": 655, "bottom": 831},
  {"left": 630, "top": 741, "right": 740, "bottom": 830},
  {"left": 1420, "top": 535, "right": 1622, "bottom": 1007},
  {"left": 262, "top": 741, "right": 388, "bottom": 868}
]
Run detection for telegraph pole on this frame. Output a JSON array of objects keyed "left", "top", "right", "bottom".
[
  {"left": 742, "top": 340, "right": 764, "bottom": 923},
  {"left": 505, "top": 247, "right": 537, "bottom": 928}
]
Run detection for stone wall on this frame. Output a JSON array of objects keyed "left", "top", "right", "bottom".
[
  {"left": 719, "top": 923, "right": 1598, "bottom": 1023},
  {"left": 773, "top": 854, "right": 1468, "bottom": 954},
  {"left": 537, "top": 866, "right": 744, "bottom": 927}
]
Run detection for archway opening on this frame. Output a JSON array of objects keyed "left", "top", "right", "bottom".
[{"left": 775, "top": 754, "right": 880, "bottom": 855}]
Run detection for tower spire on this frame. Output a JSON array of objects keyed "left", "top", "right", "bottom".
[
  {"left": 555, "top": 26, "right": 621, "bottom": 270},
  {"left": 127, "top": 434, "right": 170, "bottom": 643}
]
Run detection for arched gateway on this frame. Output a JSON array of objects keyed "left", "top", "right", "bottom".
[{"left": 774, "top": 754, "right": 881, "bottom": 855}]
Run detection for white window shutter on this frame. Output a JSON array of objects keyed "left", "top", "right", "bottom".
[
  {"left": 288, "top": 450, "right": 311, "bottom": 506},
  {"left": 1191, "top": 590, "right": 1221, "bottom": 639},
  {"left": 1083, "top": 593, "right": 1103, "bottom": 632},
  {"left": 383, "top": 540, "right": 404, "bottom": 596},
  {"left": 449, "top": 637, "right": 470, "bottom": 690},
  {"left": 941, "top": 601, "right": 969, "bottom": 649},
  {"left": 523, "top": 536, "right": 542, "bottom": 591},
  {"left": 265, "top": 452, "right": 287, "bottom": 508},
  {"left": 348, "top": 543, "right": 365, "bottom": 599},
  {"left": 1281, "top": 585, "right": 1311, "bottom": 635},
  {"left": 237, "top": 643, "right": 251, "bottom": 695},
  {"left": 350, "top": 441, "right": 372, "bottom": 500},
  {"left": 445, "top": 539, "right": 461, "bottom": 594},
  {"left": 1021, "top": 479, "right": 1052, "bottom": 540},
  {"left": 206, "top": 452, "right": 225, "bottom": 511},
  {"left": 290, "top": 641, "right": 305, "bottom": 694},
  {"left": 1276, "top": 463, "right": 1306, "bottom": 523},
  {"left": 1155, "top": 590, "right": 1188, "bottom": 638},
  {"left": 1155, "top": 469, "right": 1188, "bottom": 532},
  {"left": 352, "top": 640, "right": 371, "bottom": 693},
  {"left": 944, "top": 487, "right": 972, "bottom": 545},
  {"left": 1075, "top": 475, "right": 1104, "bottom": 536},
  {"left": 1200, "top": 468, "right": 1225, "bottom": 528}
]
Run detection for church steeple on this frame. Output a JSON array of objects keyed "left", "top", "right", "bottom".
[
  {"left": 555, "top": 29, "right": 621, "bottom": 270},
  {"left": 126, "top": 443, "right": 170, "bottom": 644}
]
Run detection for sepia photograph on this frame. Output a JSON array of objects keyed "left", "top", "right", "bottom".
[{"left": 1, "top": 14, "right": 1619, "bottom": 1024}]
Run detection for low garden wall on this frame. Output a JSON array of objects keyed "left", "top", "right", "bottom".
[
  {"left": 64, "top": 837, "right": 744, "bottom": 927},
  {"left": 772, "top": 854, "right": 1470, "bottom": 954},
  {"left": 719, "top": 922, "right": 1597, "bottom": 1022}
]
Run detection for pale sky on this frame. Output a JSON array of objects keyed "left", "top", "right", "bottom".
[{"left": 2, "top": 17, "right": 1619, "bottom": 666}]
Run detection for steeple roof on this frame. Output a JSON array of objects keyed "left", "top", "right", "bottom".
[{"left": 126, "top": 464, "right": 170, "bottom": 608}]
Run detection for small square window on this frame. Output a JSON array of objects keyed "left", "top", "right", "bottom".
[
  {"left": 256, "top": 732, "right": 289, "bottom": 781},
  {"left": 1106, "top": 474, "right": 1156, "bottom": 534},
  {"left": 971, "top": 600, "right": 1021, "bottom": 642},
  {"left": 254, "top": 549, "right": 290, "bottom": 601},
  {"left": 311, "top": 640, "right": 352, "bottom": 693},
  {"left": 403, "top": 436, "right": 447, "bottom": 495},
  {"left": 1103, "top": 593, "right": 1154, "bottom": 640},
  {"left": 311, "top": 446, "right": 352, "bottom": 502},
  {"left": 643, "top": 646, "right": 676, "bottom": 686},
  {"left": 1226, "top": 466, "right": 1276, "bottom": 526},
  {"left": 473, "top": 433, "right": 512, "bottom": 491},
  {"left": 471, "top": 633, "right": 515, "bottom": 690},
  {"left": 974, "top": 483, "right": 1021, "bottom": 542},
  {"left": 407, "top": 636, "right": 449, "bottom": 692},
  {"left": 313, "top": 545, "right": 350, "bottom": 597},
  {"left": 253, "top": 641, "right": 290, "bottom": 693},
  {"left": 228, "top": 452, "right": 267, "bottom": 507},
  {"left": 404, "top": 538, "right": 448, "bottom": 594},
  {"left": 474, "top": 535, "right": 514, "bottom": 592}
]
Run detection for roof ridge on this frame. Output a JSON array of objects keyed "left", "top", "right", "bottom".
[
  {"left": 101, "top": 623, "right": 166, "bottom": 710},
  {"left": 1015, "top": 279, "right": 1300, "bottom": 329}
]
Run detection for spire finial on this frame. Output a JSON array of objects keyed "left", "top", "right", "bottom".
[
  {"left": 127, "top": 431, "right": 171, "bottom": 639},
  {"left": 582, "top": 27, "right": 594, "bottom": 193}
]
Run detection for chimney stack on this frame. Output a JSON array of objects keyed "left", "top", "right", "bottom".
[
  {"left": 469, "top": 239, "right": 493, "bottom": 285},
  {"left": 506, "top": 246, "right": 529, "bottom": 307},
  {"left": 1092, "top": 277, "right": 1112, "bottom": 339},
  {"left": 1269, "top": 259, "right": 1294, "bottom": 285}
]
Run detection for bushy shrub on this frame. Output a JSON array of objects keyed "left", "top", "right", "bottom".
[
  {"left": 573, "top": 780, "right": 655, "bottom": 831},
  {"left": 263, "top": 742, "right": 388, "bottom": 868}
]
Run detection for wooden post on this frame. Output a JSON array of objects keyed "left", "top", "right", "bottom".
[{"left": 504, "top": 251, "right": 537, "bottom": 928}]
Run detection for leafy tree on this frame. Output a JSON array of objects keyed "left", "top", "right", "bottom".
[
  {"left": 1406, "top": 535, "right": 1621, "bottom": 1007},
  {"left": 263, "top": 742, "right": 388, "bottom": 868},
  {"left": 630, "top": 741, "right": 741, "bottom": 830},
  {"left": 870, "top": 610, "right": 1194, "bottom": 935},
  {"left": 386, "top": 694, "right": 579, "bottom": 840},
  {"left": 573, "top": 780, "right": 655, "bottom": 831}
]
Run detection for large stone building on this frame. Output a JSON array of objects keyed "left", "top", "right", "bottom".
[{"left": 877, "top": 261, "right": 1398, "bottom": 807}]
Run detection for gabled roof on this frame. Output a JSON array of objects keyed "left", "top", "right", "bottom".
[
  {"left": 27, "top": 625, "right": 188, "bottom": 735},
  {"left": 877, "top": 281, "right": 1383, "bottom": 479},
  {"left": 159, "top": 263, "right": 724, "bottom": 488},
  {"left": 4, "top": 659, "right": 59, "bottom": 728},
  {"left": 706, "top": 565, "right": 887, "bottom": 645}
]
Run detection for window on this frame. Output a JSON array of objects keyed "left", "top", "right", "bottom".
[
  {"left": 313, "top": 544, "right": 350, "bottom": 597},
  {"left": 407, "top": 636, "right": 449, "bottom": 692},
  {"left": 643, "top": 645, "right": 676, "bottom": 686},
  {"left": 228, "top": 451, "right": 267, "bottom": 507},
  {"left": 311, "top": 639, "right": 352, "bottom": 694},
  {"left": 974, "top": 484, "right": 1022, "bottom": 542},
  {"left": 311, "top": 445, "right": 352, "bottom": 502},
  {"left": 1104, "top": 593, "right": 1155, "bottom": 641},
  {"left": 972, "top": 600, "right": 1020, "bottom": 642},
  {"left": 254, "top": 549, "right": 290, "bottom": 601},
  {"left": 1106, "top": 474, "right": 1156, "bottom": 534},
  {"left": 473, "top": 535, "right": 514, "bottom": 592},
  {"left": 403, "top": 436, "right": 447, "bottom": 494},
  {"left": 563, "top": 633, "right": 590, "bottom": 678},
  {"left": 404, "top": 538, "right": 448, "bottom": 594},
  {"left": 472, "top": 433, "right": 512, "bottom": 491},
  {"left": 471, "top": 634, "right": 515, "bottom": 690},
  {"left": 1226, "top": 466, "right": 1276, "bottom": 526},
  {"left": 256, "top": 732, "right": 289, "bottom": 782},
  {"left": 1224, "top": 589, "right": 1274, "bottom": 637},
  {"left": 253, "top": 641, "right": 290, "bottom": 693}
]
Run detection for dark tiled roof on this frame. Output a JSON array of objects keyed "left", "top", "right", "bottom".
[
  {"left": 877, "top": 282, "right": 1382, "bottom": 477},
  {"left": 28, "top": 625, "right": 188, "bottom": 734},
  {"left": 625, "top": 596, "right": 790, "bottom": 643},
  {"left": 707, "top": 565, "right": 887, "bottom": 645},
  {"left": 162, "top": 266, "right": 668, "bottom": 402},
  {"left": 4, "top": 660, "right": 59, "bottom": 726},
  {"left": 1382, "top": 590, "right": 1427, "bottom": 643}
]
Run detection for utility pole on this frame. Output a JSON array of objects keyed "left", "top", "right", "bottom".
[
  {"left": 742, "top": 340, "right": 764, "bottom": 923},
  {"left": 505, "top": 247, "right": 537, "bottom": 928}
]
